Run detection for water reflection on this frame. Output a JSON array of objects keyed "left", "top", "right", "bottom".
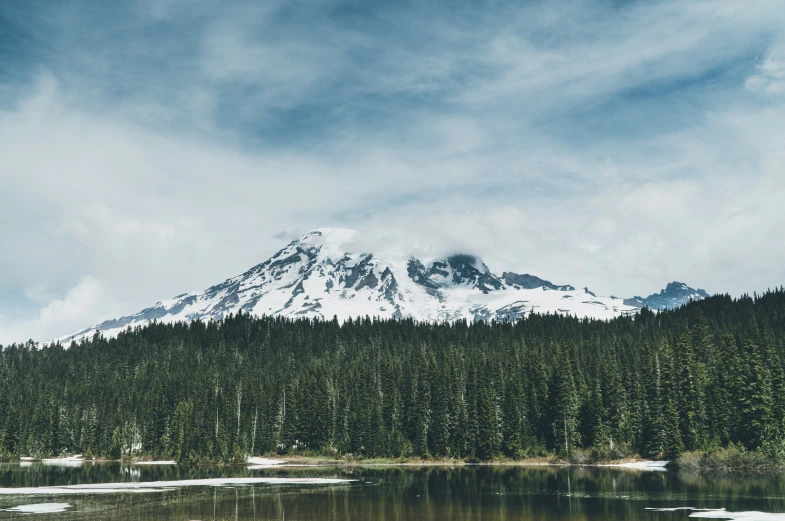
[{"left": 0, "top": 464, "right": 784, "bottom": 520}]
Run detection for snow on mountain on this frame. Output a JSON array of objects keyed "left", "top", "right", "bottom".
[
  {"left": 623, "top": 281, "right": 710, "bottom": 311},
  {"left": 59, "top": 229, "right": 707, "bottom": 343}
]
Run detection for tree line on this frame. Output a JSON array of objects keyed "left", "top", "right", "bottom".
[{"left": 2, "top": 289, "right": 785, "bottom": 463}]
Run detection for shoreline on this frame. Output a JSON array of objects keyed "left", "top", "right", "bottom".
[
  {"left": 6, "top": 454, "right": 667, "bottom": 469},
  {"left": 9, "top": 453, "right": 783, "bottom": 473}
]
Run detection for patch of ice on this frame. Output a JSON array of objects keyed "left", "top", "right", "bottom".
[
  {"left": 647, "top": 507, "right": 724, "bottom": 512},
  {"left": 646, "top": 507, "right": 785, "bottom": 520},
  {"left": 0, "top": 477, "right": 356, "bottom": 496},
  {"left": 690, "top": 511, "right": 785, "bottom": 520},
  {"left": 133, "top": 460, "right": 177, "bottom": 465},
  {"left": 3, "top": 502, "right": 72, "bottom": 513}
]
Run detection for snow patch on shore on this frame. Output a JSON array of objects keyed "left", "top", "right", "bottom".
[
  {"left": 602, "top": 460, "right": 668, "bottom": 471},
  {"left": 247, "top": 457, "right": 285, "bottom": 466},
  {"left": 133, "top": 460, "right": 177, "bottom": 465},
  {"left": 41, "top": 455, "right": 84, "bottom": 468},
  {"left": 42, "top": 455, "right": 83, "bottom": 461}
]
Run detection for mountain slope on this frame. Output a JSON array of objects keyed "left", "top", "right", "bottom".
[
  {"left": 60, "top": 228, "right": 708, "bottom": 343},
  {"left": 623, "top": 281, "right": 710, "bottom": 310}
]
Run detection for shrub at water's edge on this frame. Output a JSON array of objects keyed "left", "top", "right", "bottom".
[{"left": 675, "top": 430, "right": 785, "bottom": 472}]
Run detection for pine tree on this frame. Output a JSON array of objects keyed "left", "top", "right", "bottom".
[
  {"left": 739, "top": 339, "right": 773, "bottom": 448},
  {"left": 3, "top": 289, "right": 785, "bottom": 462},
  {"left": 476, "top": 362, "right": 501, "bottom": 459},
  {"left": 550, "top": 345, "right": 580, "bottom": 456},
  {"left": 676, "top": 335, "right": 705, "bottom": 450},
  {"left": 661, "top": 341, "right": 684, "bottom": 457}
]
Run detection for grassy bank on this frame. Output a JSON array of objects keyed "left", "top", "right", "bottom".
[
  {"left": 265, "top": 454, "right": 564, "bottom": 466},
  {"left": 20, "top": 448, "right": 785, "bottom": 472},
  {"left": 236, "top": 452, "right": 660, "bottom": 468},
  {"left": 674, "top": 444, "right": 785, "bottom": 473}
]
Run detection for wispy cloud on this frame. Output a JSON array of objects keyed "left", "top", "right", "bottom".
[
  {"left": 1, "top": 0, "right": 785, "bottom": 343},
  {"left": 746, "top": 42, "right": 785, "bottom": 95}
]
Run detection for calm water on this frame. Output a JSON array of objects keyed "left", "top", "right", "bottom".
[{"left": 1, "top": 462, "right": 785, "bottom": 520}]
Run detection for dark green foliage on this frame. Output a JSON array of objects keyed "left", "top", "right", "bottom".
[{"left": 2, "top": 289, "right": 785, "bottom": 461}]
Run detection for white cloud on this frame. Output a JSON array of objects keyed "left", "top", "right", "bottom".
[
  {"left": 38, "top": 277, "right": 105, "bottom": 331},
  {"left": 2, "top": 1, "right": 785, "bottom": 343},
  {"left": 0, "top": 277, "right": 105, "bottom": 345},
  {"left": 272, "top": 230, "right": 302, "bottom": 242},
  {"left": 746, "top": 43, "right": 785, "bottom": 95},
  {"left": 453, "top": 1, "right": 785, "bottom": 113}
]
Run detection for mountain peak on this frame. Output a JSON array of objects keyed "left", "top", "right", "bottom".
[
  {"left": 57, "top": 231, "right": 708, "bottom": 343},
  {"left": 623, "top": 281, "right": 709, "bottom": 310},
  {"left": 290, "top": 228, "right": 357, "bottom": 261},
  {"left": 501, "top": 272, "right": 575, "bottom": 292}
]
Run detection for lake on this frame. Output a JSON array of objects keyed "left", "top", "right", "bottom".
[{"left": 1, "top": 461, "right": 784, "bottom": 520}]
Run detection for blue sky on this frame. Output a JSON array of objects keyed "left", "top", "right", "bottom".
[{"left": 1, "top": 0, "right": 785, "bottom": 343}]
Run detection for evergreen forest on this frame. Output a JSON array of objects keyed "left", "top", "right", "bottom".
[{"left": 2, "top": 289, "right": 785, "bottom": 464}]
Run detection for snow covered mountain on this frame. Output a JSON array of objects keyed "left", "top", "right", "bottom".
[
  {"left": 623, "top": 282, "right": 710, "bottom": 311},
  {"left": 60, "top": 228, "right": 708, "bottom": 343}
]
